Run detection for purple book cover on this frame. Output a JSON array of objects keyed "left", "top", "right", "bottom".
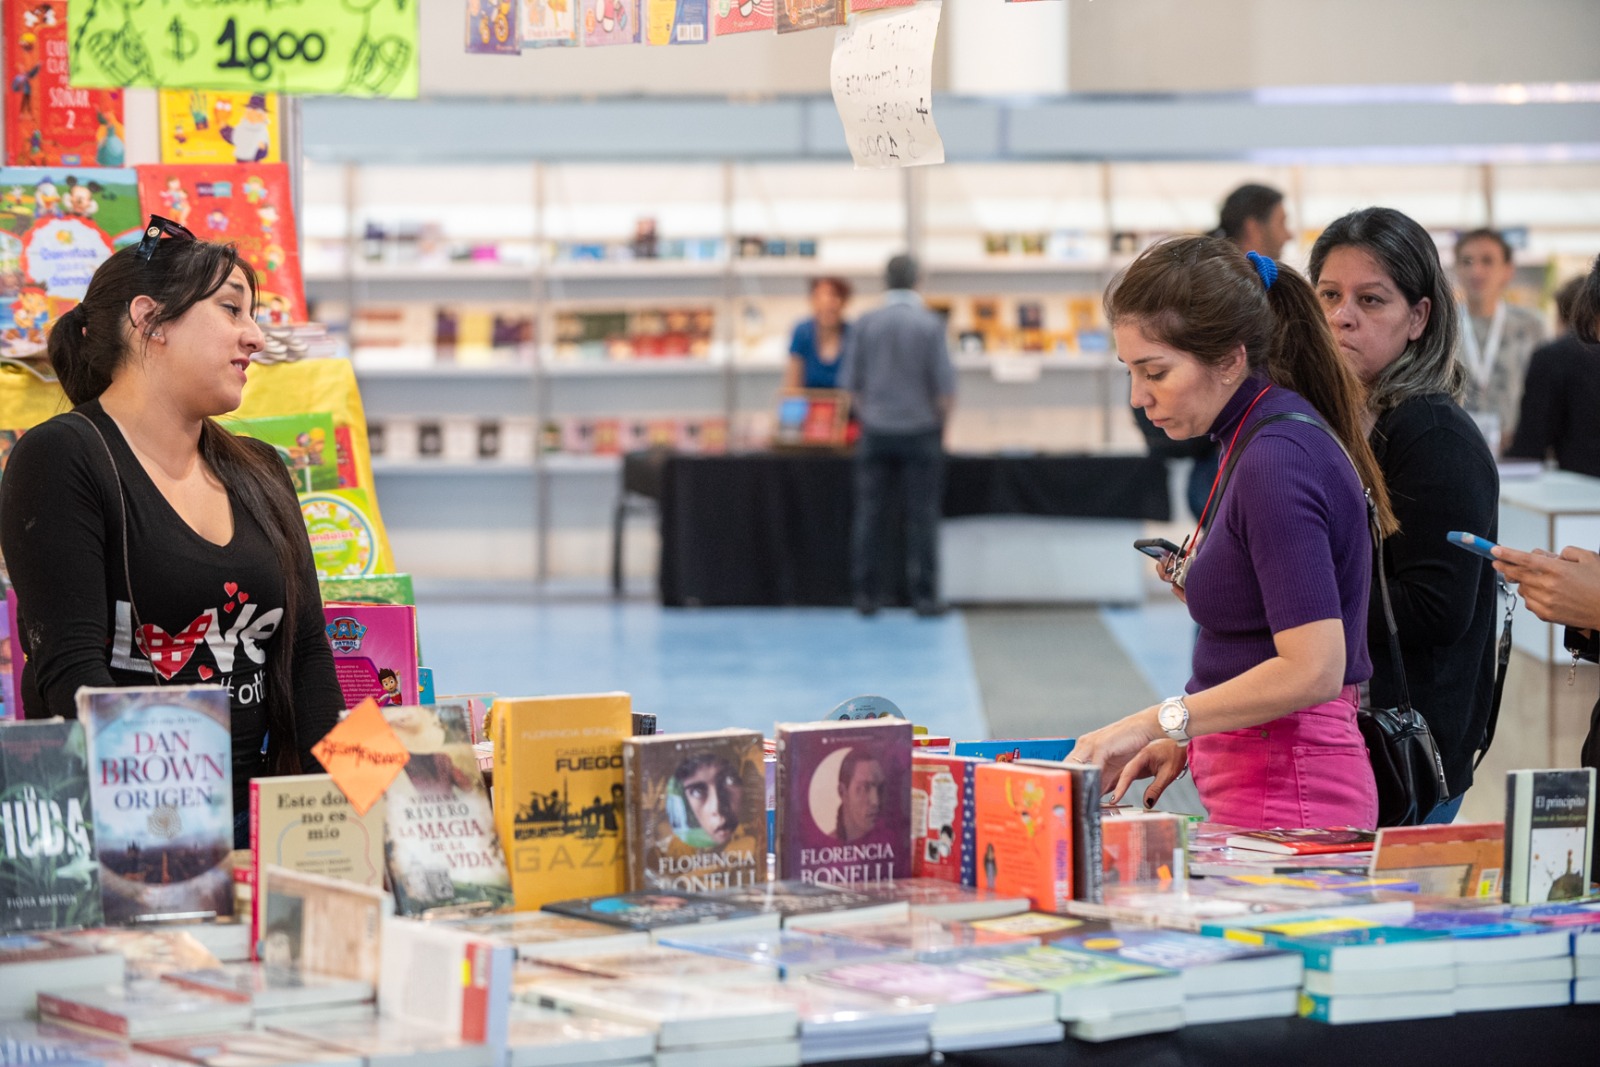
[
  {"left": 776, "top": 719, "right": 912, "bottom": 885},
  {"left": 582, "top": 0, "right": 641, "bottom": 45},
  {"left": 323, "top": 604, "right": 418, "bottom": 711}
]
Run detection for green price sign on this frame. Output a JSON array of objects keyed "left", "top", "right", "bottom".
[{"left": 67, "top": 0, "right": 420, "bottom": 99}]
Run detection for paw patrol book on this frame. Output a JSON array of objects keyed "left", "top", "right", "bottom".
[{"left": 323, "top": 603, "right": 418, "bottom": 712}]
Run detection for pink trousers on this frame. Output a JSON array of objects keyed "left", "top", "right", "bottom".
[{"left": 1186, "top": 684, "right": 1378, "bottom": 831}]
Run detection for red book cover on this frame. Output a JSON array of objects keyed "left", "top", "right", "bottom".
[
  {"left": 1224, "top": 827, "right": 1378, "bottom": 856},
  {"left": 1102, "top": 812, "right": 1185, "bottom": 888},
  {"left": 911, "top": 752, "right": 980, "bottom": 886},
  {"left": 4, "top": 2, "right": 124, "bottom": 167},
  {"left": 974, "top": 762, "right": 1073, "bottom": 912},
  {"left": 134, "top": 163, "right": 305, "bottom": 322},
  {"left": 35, "top": 992, "right": 126, "bottom": 1036}
]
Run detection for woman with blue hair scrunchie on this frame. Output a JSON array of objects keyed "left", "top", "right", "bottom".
[{"left": 1070, "top": 236, "right": 1396, "bottom": 830}]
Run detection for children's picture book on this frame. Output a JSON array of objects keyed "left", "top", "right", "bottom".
[
  {"left": 0, "top": 166, "right": 140, "bottom": 360},
  {"left": 1018, "top": 758, "right": 1102, "bottom": 903},
  {"left": 0, "top": 719, "right": 102, "bottom": 932},
  {"left": 775, "top": 0, "right": 846, "bottom": 32},
  {"left": 952, "top": 738, "right": 1076, "bottom": 762},
  {"left": 468, "top": 0, "right": 524, "bottom": 53},
  {"left": 1505, "top": 767, "right": 1596, "bottom": 904},
  {"left": 254, "top": 865, "right": 391, "bottom": 985},
  {"left": 323, "top": 603, "right": 419, "bottom": 711},
  {"left": 974, "top": 761, "right": 1073, "bottom": 912},
  {"left": 134, "top": 163, "right": 306, "bottom": 323},
  {"left": 712, "top": 0, "right": 775, "bottom": 34},
  {"left": 523, "top": 0, "right": 581, "bottom": 46},
  {"left": 1224, "top": 827, "right": 1378, "bottom": 856},
  {"left": 583, "top": 0, "right": 642, "bottom": 45},
  {"left": 157, "top": 90, "right": 282, "bottom": 165},
  {"left": 77, "top": 685, "right": 233, "bottom": 923},
  {"left": 492, "top": 693, "right": 633, "bottom": 910},
  {"left": 249, "top": 775, "right": 385, "bottom": 959},
  {"left": 775, "top": 718, "right": 913, "bottom": 885},
  {"left": 317, "top": 573, "right": 416, "bottom": 608},
  {"left": 646, "top": 0, "right": 710, "bottom": 43},
  {"left": 230, "top": 412, "right": 341, "bottom": 493},
  {"left": 1370, "top": 821, "right": 1505, "bottom": 899},
  {"left": 911, "top": 752, "right": 979, "bottom": 887},
  {"left": 622, "top": 728, "right": 766, "bottom": 892},
  {"left": 4, "top": 3, "right": 125, "bottom": 168},
  {"left": 1102, "top": 811, "right": 1185, "bottom": 888},
  {"left": 300, "top": 490, "right": 394, "bottom": 578},
  {"left": 382, "top": 702, "right": 513, "bottom": 916}
]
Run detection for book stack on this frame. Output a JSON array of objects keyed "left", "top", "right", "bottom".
[
  {"left": 787, "top": 914, "right": 1040, "bottom": 965},
  {"left": 1214, "top": 917, "right": 1456, "bottom": 1024},
  {"left": 274, "top": 1014, "right": 497, "bottom": 1067},
  {"left": 135, "top": 1029, "right": 365, "bottom": 1067},
  {"left": 952, "top": 941, "right": 1185, "bottom": 1041},
  {"left": 1405, "top": 906, "right": 1578, "bottom": 1014},
  {"left": 694, "top": 880, "right": 909, "bottom": 930},
  {"left": 1054, "top": 927, "right": 1304, "bottom": 1025},
  {"left": 741, "top": 979, "right": 934, "bottom": 1062},
  {"left": 37, "top": 980, "right": 252, "bottom": 1040},
  {"left": 532, "top": 979, "right": 801, "bottom": 1067},
  {"left": 431, "top": 910, "right": 650, "bottom": 961},
  {"left": 502, "top": 1004, "right": 654, "bottom": 1067},
  {"left": 542, "top": 889, "right": 779, "bottom": 944},
  {"left": 532, "top": 944, "right": 780, "bottom": 985},
  {"left": 1577, "top": 924, "right": 1600, "bottom": 1004},
  {"left": 0, "top": 937, "right": 124, "bottom": 1018},
  {"left": 657, "top": 929, "right": 908, "bottom": 978},
  {"left": 849, "top": 878, "right": 1030, "bottom": 923},
  {"left": 160, "top": 962, "right": 376, "bottom": 1025},
  {"left": 810, "top": 959, "right": 1062, "bottom": 1052}
]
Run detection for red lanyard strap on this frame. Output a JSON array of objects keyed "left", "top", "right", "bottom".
[{"left": 1181, "top": 384, "right": 1272, "bottom": 560}]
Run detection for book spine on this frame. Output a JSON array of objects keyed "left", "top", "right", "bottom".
[
  {"left": 775, "top": 730, "right": 796, "bottom": 881},
  {"left": 249, "top": 780, "right": 262, "bottom": 961},
  {"left": 1504, "top": 771, "right": 1525, "bottom": 904},
  {"left": 960, "top": 761, "right": 977, "bottom": 888},
  {"left": 35, "top": 994, "right": 128, "bottom": 1037},
  {"left": 622, "top": 740, "right": 644, "bottom": 892}
]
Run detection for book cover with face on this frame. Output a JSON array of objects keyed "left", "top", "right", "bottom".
[
  {"left": 623, "top": 729, "right": 766, "bottom": 892},
  {"left": 77, "top": 685, "right": 233, "bottom": 923},
  {"left": 776, "top": 719, "right": 912, "bottom": 885}
]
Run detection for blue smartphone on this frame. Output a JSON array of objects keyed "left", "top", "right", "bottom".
[{"left": 1447, "top": 531, "right": 1499, "bottom": 559}]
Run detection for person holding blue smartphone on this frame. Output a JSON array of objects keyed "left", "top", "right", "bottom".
[{"left": 1309, "top": 208, "right": 1500, "bottom": 823}]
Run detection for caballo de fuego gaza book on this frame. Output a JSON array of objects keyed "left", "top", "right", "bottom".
[{"left": 76, "top": 685, "right": 233, "bottom": 923}]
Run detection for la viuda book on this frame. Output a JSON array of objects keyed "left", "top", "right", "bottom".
[
  {"left": 775, "top": 718, "right": 912, "bottom": 885},
  {"left": 1505, "top": 768, "right": 1596, "bottom": 904},
  {"left": 622, "top": 728, "right": 766, "bottom": 892},
  {"left": 0, "top": 719, "right": 102, "bottom": 932},
  {"left": 492, "top": 693, "right": 633, "bottom": 910},
  {"left": 77, "top": 685, "right": 233, "bottom": 924},
  {"left": 382, "top": 703, "right": 512, "bottom": 916}
]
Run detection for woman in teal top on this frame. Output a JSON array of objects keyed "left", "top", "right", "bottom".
[{"left": 784, "top": 277, "right": 852, "bottom": 390}]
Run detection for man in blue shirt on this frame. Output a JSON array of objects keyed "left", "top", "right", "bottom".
[{"left": 839, "top": 254, "right": 956, "bottom": 617}]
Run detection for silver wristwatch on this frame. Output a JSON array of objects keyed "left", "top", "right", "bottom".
[{"left": 1157, "top": 696, "right": 1192, "bottom": 745}]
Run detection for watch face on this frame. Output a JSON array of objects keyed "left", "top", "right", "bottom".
[{"left": 1159, "top": 702, "right": 1184, "bottom": 732}]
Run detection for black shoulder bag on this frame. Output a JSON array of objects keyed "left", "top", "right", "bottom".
[{"left": 1206, "top": 411, "right": 1451, "bottom": 828}]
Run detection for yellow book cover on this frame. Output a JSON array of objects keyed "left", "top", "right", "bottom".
[
  {"left": 493, "top": 693, "right": 633, "bottom": 910},
  {"left": 157, "top": 89, "right": 282, "bottom": 164}
]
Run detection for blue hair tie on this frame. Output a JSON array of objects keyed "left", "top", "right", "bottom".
[{"left": 1246, "top": 250, "right": 1278, "bottom": 290}]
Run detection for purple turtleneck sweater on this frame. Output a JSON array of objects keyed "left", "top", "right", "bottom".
[{"left": 1182, "top": 374, "right": 1374, "bottom": 696}]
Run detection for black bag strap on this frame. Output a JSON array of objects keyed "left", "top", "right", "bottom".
[
  {"left": 1475, "top": 585, "right": 1515, "bottom": 770},
  {"left": 1203, "top": 410, "right": 1412, "bottom": 712}
]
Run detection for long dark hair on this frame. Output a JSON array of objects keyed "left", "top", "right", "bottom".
[
  {"left": 1308, "top": 207, "right": 1464, "bottom": 413},
  {"left": 1105, "top": 234, "right": 1397, "bottom": 535},
  {"left": 48, "top": 239, "right": 313, "bottom": 773}
]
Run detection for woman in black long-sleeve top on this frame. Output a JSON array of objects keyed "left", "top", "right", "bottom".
[{"left": 1309, "top": 208, "right": 1501, "bottom": 821}]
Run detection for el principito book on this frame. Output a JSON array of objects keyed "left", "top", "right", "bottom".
[
  {"left": 382, "top": 703, "right": 512, "bottom": 916},
  {"left": 775, "top": 718, "right": 912, "bottom": 886},
  {"left": 0, "top": 718, "right": 103, "bottom": 932},
  {"left": 77, "top": 685, "right": 233, "bottom": 924},
  {"left": 622, "top": 728, "right": 766, "bottom": 892}
]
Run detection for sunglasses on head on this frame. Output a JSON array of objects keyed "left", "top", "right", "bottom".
[{"left": 134, "top": 214, "right": 196, "bottom": 261}]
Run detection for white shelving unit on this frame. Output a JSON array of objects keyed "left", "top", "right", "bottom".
[{"left": 301, "top": 153, "right": 1600, "bottom": 583}]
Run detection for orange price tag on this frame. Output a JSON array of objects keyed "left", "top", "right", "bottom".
[{"left": 310, "top": 697, "right": 409, "bottom": 815}]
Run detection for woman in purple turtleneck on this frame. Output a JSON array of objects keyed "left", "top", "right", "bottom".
[{"left": 1071, "top": 236, "right": 1397, "bottom": 831}]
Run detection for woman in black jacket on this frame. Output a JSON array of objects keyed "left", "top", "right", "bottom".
[{"left": 1309, "top": 207, "right": 1501, "bottom": 821}]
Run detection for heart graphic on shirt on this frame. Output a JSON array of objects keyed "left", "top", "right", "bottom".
[
  {"left": 136, "top": 616, "right": 213, "bottom": 681},
  {"left": 237, "top": 592, "right": 249, "bottom": 604},
  {"left": 224, "top": 582, "right": 238, "bottom": 598},
  {"left": 223, "top": 602, "right": 236, "bottom": 614},
  {"left": 197, "top": 666, "right": 214, "bottom": 681}
]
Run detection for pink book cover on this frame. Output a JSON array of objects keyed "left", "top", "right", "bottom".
[
  {"left": 713, "top": 0, "right": 774, "bottom": 34},
  {"left": 3, "top": 588, "right": 19, "bottom": 719},
  {"left": 322, "top": 603, "right": 418, "bottom": 711},
  {"left": 583, "top": 0, "right": 642, "bottom": 45},
  {"left": 775, "top": 719, "right": 912, "bottom": 885}
]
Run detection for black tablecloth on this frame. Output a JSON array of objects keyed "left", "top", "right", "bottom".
[
  {"left": 638, "top": 451, "right": 1170, "bottom": 607},
  {"left": 849, "top": 1006, "right": 1600, "bottom": 1067}
]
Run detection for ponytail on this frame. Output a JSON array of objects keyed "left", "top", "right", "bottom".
[
  {"left": 1259, "top": 270, "right": 1397, "bottom": 536},
  {"left": 1106, "top": 235, "right": 1397, "bottom": 535},
  {"left": 200, "top": 419, "right": 316, "bottom": 775}
]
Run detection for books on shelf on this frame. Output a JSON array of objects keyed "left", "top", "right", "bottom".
[
  {"left": 774, "top": 719, "right": 913, "bottom": 886},
  {"left": 552, "top": 308, "right": 714, "bottom": 363},
  {"left": 0, "top": 718, "right": 104, "bottom": 932},
  {"left": 0, "top": 936, "right": 124, "bottom": 1018},
  {"left": 1504, "top": 768, "right": 1595, "bottom": 904},
  {"left": 622, "top": 728, "right": 766, "bottom": 892},
  {"left": 491, "top": 693, "right": 633, "bottom": 911},
  {"left": 974, "top": 761, "right": 1073, "bottom": 912},
  {"left": 383, "top": 702, "right": 512, "bottom": 916},
  {"left": 77, "top": 685, "right": 234, "bottom": 924}
]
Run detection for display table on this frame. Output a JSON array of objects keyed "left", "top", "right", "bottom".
[{"left": 620, "top": 451, "right": 1171, "bottom": 607}]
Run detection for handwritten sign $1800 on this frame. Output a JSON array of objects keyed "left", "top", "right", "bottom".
[
  {"left": 829, "top": 2, "right": 944, "bottom": 170},
  {"left": 67, "top": 0, "right": 420, "bottom": 100}
]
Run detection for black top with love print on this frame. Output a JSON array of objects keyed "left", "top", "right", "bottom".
[{"left": 0, "top": 401, "right": 344, "bottom": 815}]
